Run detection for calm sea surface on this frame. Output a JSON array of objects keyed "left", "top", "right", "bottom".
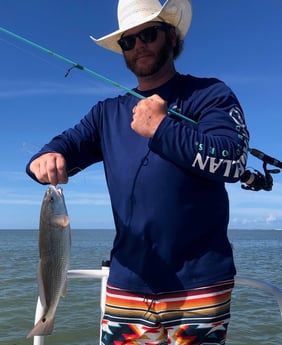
[{"left": 0, "top": 229, "right": 281, "bottom": 345}]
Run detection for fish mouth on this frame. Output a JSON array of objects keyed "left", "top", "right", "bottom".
[
  {"left": 56, "top": 187, "right": 63, "bottom": 197},
  {"left": 49, "top": 185, "right": 63, "bottom": 196},
  {"left": 46, "top": 185, "right": 64, "bottom": 203}
]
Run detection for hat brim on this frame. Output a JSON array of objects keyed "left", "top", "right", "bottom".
[{"left": 90, "top": 0, "right": 192, "bottom": 54}]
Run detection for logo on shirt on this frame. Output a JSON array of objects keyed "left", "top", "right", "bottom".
[{"left": 192, "top": 107, "right": 249, "bottom": 178}]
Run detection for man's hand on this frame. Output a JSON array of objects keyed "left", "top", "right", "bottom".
[
  {"left": 131, "top": 94, "right": 167, "bottom": 138},
  {"left": 29, "top": 152, "right": 68, "bottom": 185}
]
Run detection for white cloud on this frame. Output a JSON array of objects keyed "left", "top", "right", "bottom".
[
  {"left": 266, "top": 214, "right": 277, "bottom": 224},
  {"left": 227, "top": 182, "right": 282, "bottom": 229}
]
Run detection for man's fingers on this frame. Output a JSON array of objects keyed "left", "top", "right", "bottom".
[
  {"left": 29, "top": 153, "right": 68, "bottom": 185},
  {"left": 46, "top": 155, "right": 68, "bottom": 185}
]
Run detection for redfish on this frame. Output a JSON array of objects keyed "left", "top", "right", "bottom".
[{"left": 27, "top": 185, "right": 71, "bottom": 338}]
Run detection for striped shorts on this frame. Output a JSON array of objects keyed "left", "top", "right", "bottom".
[{"left": 101, "top": 279, "right": 234, "bottom": 345}]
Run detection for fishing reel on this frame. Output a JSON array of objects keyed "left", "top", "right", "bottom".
[
  {"left": 240, "top": 148, "right": 281, "bottom": 191},
  {"left": 241, "top": 163, "right": 280, "bottom": 191}
]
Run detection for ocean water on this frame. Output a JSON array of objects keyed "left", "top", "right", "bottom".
[{"left": 0, "top": 229, "right": 281, "bottom": 345}]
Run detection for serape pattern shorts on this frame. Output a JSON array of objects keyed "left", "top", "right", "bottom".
[{"left": 101, "top": 279, "right": 234, "bottom": 345}]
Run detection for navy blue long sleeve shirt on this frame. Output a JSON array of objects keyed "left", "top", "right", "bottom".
[{"left": 27, "top": 73, "right": 249, "bottom": 293}]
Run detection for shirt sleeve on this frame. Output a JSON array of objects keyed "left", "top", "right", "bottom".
[
  {"left": 149, "top": 80, "right": 249, "bottom": 183},
  {"left": 26, "top": 105, "right": 103, "bottom": 183}
]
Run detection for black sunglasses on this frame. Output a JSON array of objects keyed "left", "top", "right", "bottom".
[{"left": 117, "top": 24, "right": 171, "bottom": 51}]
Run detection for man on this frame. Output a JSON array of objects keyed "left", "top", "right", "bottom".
[{"left": 26, "top": 0, "right": 249, "bottom": 344}]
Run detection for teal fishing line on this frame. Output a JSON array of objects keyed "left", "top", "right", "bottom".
[{"left": 0, "top": 26, "right": 195, "bottom": 124}]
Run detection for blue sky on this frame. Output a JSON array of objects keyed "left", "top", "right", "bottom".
[{"left": 0, "top": 0, "right": 281, "bottom": 230}]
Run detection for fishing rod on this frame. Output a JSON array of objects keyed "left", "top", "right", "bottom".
[
  {"left": 1, "top": 26, "right": 281, "bottom": 191},
  {"left": 0, "top": 26, "right": 192, "bottom": 123}
]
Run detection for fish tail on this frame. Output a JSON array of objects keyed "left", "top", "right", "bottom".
[{"left": 26, "top": 316, "right": 55, "bottom": 338}]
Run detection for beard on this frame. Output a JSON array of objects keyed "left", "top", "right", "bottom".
[{"left": 124, "top": 38, "right": 173, "bottom": 77}]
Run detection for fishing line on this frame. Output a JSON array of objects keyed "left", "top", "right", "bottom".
[
  {"left": 0, "top": 26, "right": 194, "bottom": 123},
  {"left": 0, "top": 32, "right": 99, "bottom": 93},
  {"left": 0, "top": 34, "right": 63, "bottom": 74}
]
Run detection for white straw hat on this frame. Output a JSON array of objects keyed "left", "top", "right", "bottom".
[{"left": 90, "top": 0, "right": 192, "bottom": 54}]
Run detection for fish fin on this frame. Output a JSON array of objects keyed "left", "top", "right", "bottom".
[
  {"left": 26, "top": 315, "right": 55, "bottom": 338},
  {"left": 61, "top": 278, "right": 67, "bottom": 297},
  {"left": 37, "top": 260, "right": 47, "bottom": 308}
]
